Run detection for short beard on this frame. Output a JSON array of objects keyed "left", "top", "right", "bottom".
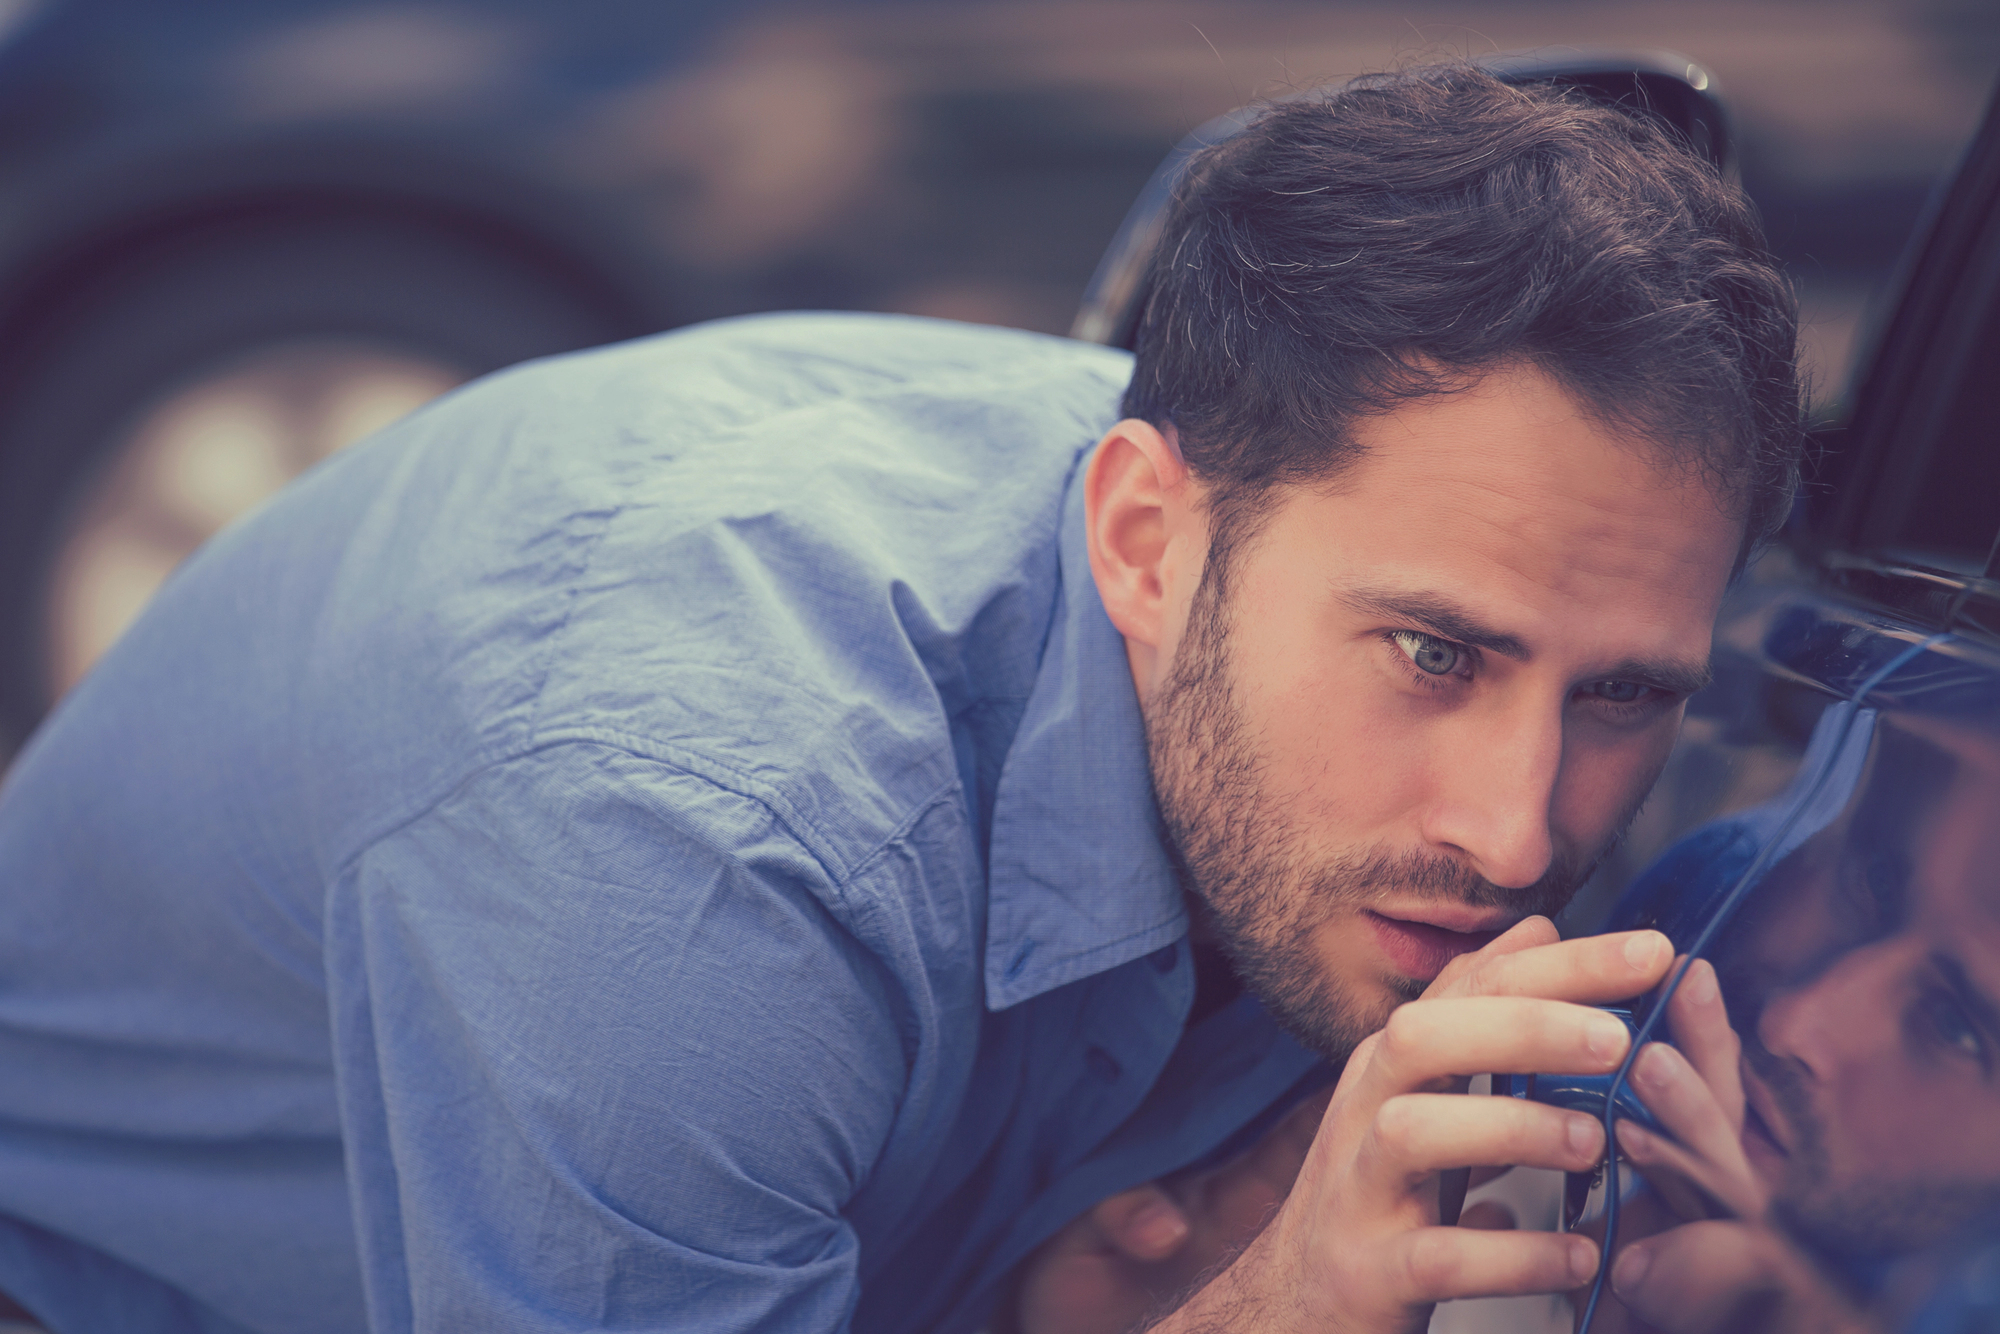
[
  {"left": 1744, "top": 1032, "right": 2000, "bottom": 1261},
  {"left": 1144, "top": 549, "right": 1597, "bottom": 1067}
]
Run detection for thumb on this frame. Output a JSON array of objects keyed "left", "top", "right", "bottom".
[{"left": 1090, "top": 1183, "right": 1192, "bottom": 1262}]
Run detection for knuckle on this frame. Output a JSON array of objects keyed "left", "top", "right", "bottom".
[
  {"left": 1382, "top": 1004, "right": 1432, "bottom": 1054},
  {"left": 1372, "top": 1096, "right": 1421, "bottom": 1157},
  {"left": 1401, "top": 1227, "right": 1458, "bottom": 1295},
  {"left": 1430, "top": 955, "right": 1475, "bottom": 994},
  {"left": 1457, "top": 956, "right": 1504, "bottom": 997},
  {"left": 1445, "top": 947, "right": 1510, "bottom": 996}
]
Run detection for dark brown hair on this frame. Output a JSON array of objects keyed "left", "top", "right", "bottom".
[{"left": 1121, "top": 64, "right": 1804, "bottom": 575}]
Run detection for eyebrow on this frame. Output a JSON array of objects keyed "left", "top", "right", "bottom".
[
  {"left": 1338, "top": 586, "right": 1531, "bottom": 659},
  {"left": 1336, "top": 584, "right": 1714, "bottom": 696}
]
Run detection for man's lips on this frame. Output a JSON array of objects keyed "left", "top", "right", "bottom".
[{"left": 1366, "top": 909, "right": 1511, "bottom": 982}]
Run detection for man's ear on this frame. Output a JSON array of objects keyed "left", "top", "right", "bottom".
[{"left": 1085, "top": 419, "right": 1198, "bottom": 698}]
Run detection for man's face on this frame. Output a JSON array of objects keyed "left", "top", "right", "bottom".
[
  {"left": 1738, "top": 725, "right": 2000, "bottom": 1259},
  {"left": 1134, "top": 364, "right": 1740, "bottom": 1063}
]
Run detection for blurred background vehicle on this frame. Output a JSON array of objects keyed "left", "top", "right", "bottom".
[{"left": 0, "top": 0, "right": 1994, "bottom": 766}]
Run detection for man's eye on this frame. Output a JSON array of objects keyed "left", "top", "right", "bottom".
[
  {"left": 1585, "top": 679, "right": 1648, "bottom": 705},
  {"left": 1916, "top": 986, "right": 1988, "bottom": 1067},
  {"left": 1390, "top": 631, "right": 1461, "bottom": 676}
]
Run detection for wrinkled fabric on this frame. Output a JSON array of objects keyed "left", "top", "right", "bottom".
[{"left": 0, "top": 314, "right": 1324, "bottom": 1334}]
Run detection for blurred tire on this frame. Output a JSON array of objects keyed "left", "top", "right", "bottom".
[{"left": 0, "top": 202, "right": 648, "bottom": 758}]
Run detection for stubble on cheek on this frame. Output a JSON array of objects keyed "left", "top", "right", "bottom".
[
  {"left": 1149, "top": 575, "right": 1504, "bottom": 1062},
  {"left": 1143, "top": 564, "right": 1608, "bottom": 1065},
  {"left": 1144, "top": 566, "right": 1372, "bottom": 1061}
]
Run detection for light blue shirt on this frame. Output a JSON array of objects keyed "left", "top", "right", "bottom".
[{"left": 0, "top": 314, "right": 1326, "bottom": 1334}]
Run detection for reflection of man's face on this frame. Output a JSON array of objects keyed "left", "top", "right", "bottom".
[
  {"left": 1735, "top": 722, "right": 2000, "bottom": 1260},
  {"left": 1139, "top": 364, "right": 1739, "bottom": 1064}
]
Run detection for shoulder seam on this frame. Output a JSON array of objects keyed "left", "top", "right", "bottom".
[{"left": 330, "top": 730, "right": 963, "bottom": 913}]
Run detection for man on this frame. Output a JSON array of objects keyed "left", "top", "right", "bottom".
[
  {"left": 0, "top": 66, "right": 1798, "bottom": 1334},
  {"left": 1567, "top": 714, "right": 2000, "bottom": 1334}
]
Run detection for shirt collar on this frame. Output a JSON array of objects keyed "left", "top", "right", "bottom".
[{"left": 982, "top": 453, "right": 1187, "bottom": 1010}]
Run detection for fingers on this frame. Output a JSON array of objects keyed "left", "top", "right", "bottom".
[
  {"left": 1433, "top": 927, "right": 1674, "bottom": 1006},
  {"left": 1625, "top": 1037, "right": 1763, "bottom": 1218},
  {"left": 1386, "top": 1225, "right": 1599, "bottom": 1304},
  {"left": 1362, "top": 1094, "right": 1605, "bottom": 1189},
  {"left": 1616, "top": 1221, "right": 1875, "bottom": 1334},
  {"left": 1426, "top": 916, "right": 1559, "bottom": 995},
  {"left": 1619, "top": 1128, "right": 1725, "bottom": 1225},
  {"left": 1610, "top": 1220, "right": 1785, "bottom": 1334},
  {"left": 1662, "top": 958, "right": 1745, "bottom": 1130},
  {"left": 1618, "top": 1121, "right": 1764, "bottom": 1223},
  {"left": 1090, "top": 1184, "right": 1191, "bottom": 1262},
  {"left": 1353, "top": 997, "right": 1634, "bottom": 1105},
  {"left": 1605, "top": 960, "right": 1762, "bottom": 1224},
  {"left": 1628, "top": 1044, "right": 1748, "bottom": 1178}
]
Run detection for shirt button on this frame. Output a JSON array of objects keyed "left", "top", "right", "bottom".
[
  {"left": 1148, "top": 944, "right": 1178, "bottom": 973},
  {"left": 1085, "top": 1045, "right": 1121, "bottom": 1082}
]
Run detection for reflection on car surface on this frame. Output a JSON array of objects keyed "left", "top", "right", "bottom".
[{"left": 1536, "top": 76, "right": 2000, "bottom": 1334}]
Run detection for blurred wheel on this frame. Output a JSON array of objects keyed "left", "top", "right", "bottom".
[
  {"left": 0, "top": 203, "right": 648, "bottom": 758},
  {"left": 44, "top": 341, "right": 461, "bottom": 699}
]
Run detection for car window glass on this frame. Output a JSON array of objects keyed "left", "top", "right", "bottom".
[{"left": 1879, "top": 293, "right": 2000, "bottom": 573}]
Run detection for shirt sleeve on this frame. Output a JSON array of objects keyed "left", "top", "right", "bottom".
[{"left": 322, "top": 743, "right": 909, "bottom": 1333}]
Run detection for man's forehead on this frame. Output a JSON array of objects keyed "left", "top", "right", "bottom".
[{"left": 1279, "top": 368, "right": 1744, "bottom": 582}]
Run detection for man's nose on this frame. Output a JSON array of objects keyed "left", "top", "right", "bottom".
[{"left": 1421, "top": 701, "right": 1560, "bottom": 890}]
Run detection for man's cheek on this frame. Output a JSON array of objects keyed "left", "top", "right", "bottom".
[
  {"left": 1267, "top": 705, "right": 1442, "bottom": 843},
  {"left": 1556, "top": 713, "right": 1683, "bottom": 849}
]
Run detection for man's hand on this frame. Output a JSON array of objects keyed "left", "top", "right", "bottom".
[
  {"left": 1015, "top": 1088, "right": 1334, "bottom": 1334},
  {"left": 1578, "top": 958, "right": 1876, "bottom": 1334},
  {"left": 1032, "top": 918, "right": 1675, "bottom": 1334},
  {"left": 1602, "top": 1219, "right": 1876, "bottom": 1334},
  {"left": 1614, "top": 957, "right": 1765, "bottom": 1223}
]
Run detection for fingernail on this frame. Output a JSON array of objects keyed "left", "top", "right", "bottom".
[
  {"left": 1130, "top": 1201, "right": 1188, "bottom": 1256},
  {"left": 1685, "top": 960, "right": 1719, "bottom": 1006},
  {"left": 1587, "top": 1013, "right": 1630, "bottom": 1063},
  {"left": 1567, "top": 1114, "right": 1599, "bottom": 1159},
  {"left": 1633, "top": 1043, "right": 1673, "bottom": 1093},
  {"left": 1625, "top": 932, "right": 1666, "bottom": 971},
  {"left": 1613, "top": 1244, "right": 1652, "bottom": 1294},
  {"left": 1571, "top": 1237, "right": 1601, "bottom": 1285}
]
